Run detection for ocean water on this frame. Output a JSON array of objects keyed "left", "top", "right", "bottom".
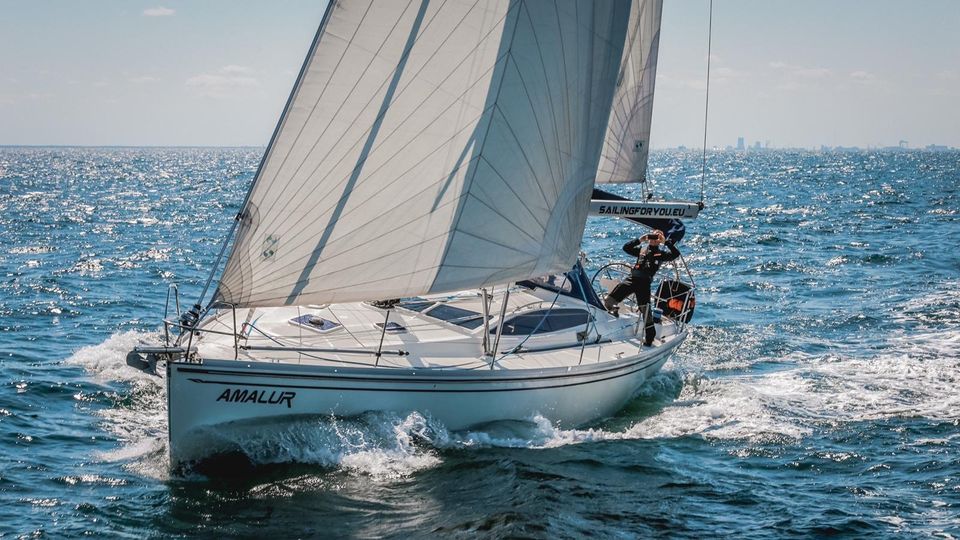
[{"left": 1, "top": 147, "right": 958, "bottom": 538}]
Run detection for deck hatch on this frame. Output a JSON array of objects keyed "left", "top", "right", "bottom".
[{"left": 289, "top": 314, "right": 342, "bottom": 333}]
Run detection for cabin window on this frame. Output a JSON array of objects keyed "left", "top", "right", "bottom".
[
  {"left": 398, "top": 299, "right": 434, "bottom": 312},
  {"left": 398, "top": 299, "right": 486, "bottom": 330},
  {"left": 493, "top": 308, "right": 592, "bottom": 336},
  {"left": 425, "top": 304, "right": 486, "bottom": 330}
]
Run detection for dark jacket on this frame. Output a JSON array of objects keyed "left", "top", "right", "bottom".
[{"left": 622, "top": 238, "right": 681, "bottom": 279}]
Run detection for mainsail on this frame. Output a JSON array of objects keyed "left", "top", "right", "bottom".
[
  {"left": 594, "top": 0, "right": 663, "bottom": 184},
  {"left": 215, "top": 0, "right": 631, "bottom": 308}
]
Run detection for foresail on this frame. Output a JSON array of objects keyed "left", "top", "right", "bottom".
[
  {"left": 594, "top": 0, "right": 663, "bottom": 184},
  {"left": 215, "top": 0, "right": 630, "bottom": 308}
]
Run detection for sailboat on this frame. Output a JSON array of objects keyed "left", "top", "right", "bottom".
[{"left": 129, "top": 0, "right": 701, "bottom": 470}]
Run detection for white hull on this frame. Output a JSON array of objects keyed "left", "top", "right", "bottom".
[{"left": 166, "top": 331, "right": 683, "bottom": 469}]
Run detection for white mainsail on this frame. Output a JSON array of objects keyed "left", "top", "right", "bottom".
[
  {"left": 215, "top": 0, "right": 631, "bottom": 308},
  {"left": 594, "top": 0, "right": 663, "bottom": 184}
]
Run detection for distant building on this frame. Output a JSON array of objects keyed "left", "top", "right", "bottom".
[
  {"left": 753, "top": 141, "right": 761, "bottom": 150},
  {"left": 925, "top": 144, "right": 951, "bottom": 151},
  {"left": 736, "top": 137, "right": 745, "bottom": 151}
]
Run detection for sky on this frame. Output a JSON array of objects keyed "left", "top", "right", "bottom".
[{"left": 1, "top": 0, "right": 958, "bottom": 148}]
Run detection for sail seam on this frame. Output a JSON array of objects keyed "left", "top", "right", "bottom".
[
  {"left": 217, "top": 1, "right": 638, "bottom": 307},
  {"left": 258, "top": 0, "right": 413, "bottom": 219},
  {"left": 463, "top": 192, "right": 543, "bottom": 244},
  {"left": 249, "top": 156, "right": 482, "bottom": 288},
  {"left": 250, "top": 230, "right": 538, "bottom": 302},
  {"left": 521, "top": 1, "right": 567, "bottom": 191},
  {"left": 284, "top": 0, "right": 437, "bottom": 303},
  {"left": 253, "top": 0, "right": 503, "bottom": 240},
  {"left": 255, "top": 0, "right": 449, "bottom": 233},
  {"left": 427, "top": 0, "right": 525, "bottom": 291},
  {"left": 552, "top": 2, "right": 574, "bottom": 190},
  {"left": 240, "top": 101, "right": 494, "bottom": 276},
  {"left": 478, "top": 154, "right": 548, "bottom": 229},
  {"left": 491, "top": 102, "right": 554, "bottom": 206},
  {"left": 210, "top": 0, "right": 338, "bottom": 306},
  {"left": 504, "top": 46, "right": 561, "bottom": 199}
]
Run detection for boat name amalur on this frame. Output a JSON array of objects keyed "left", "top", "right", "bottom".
[
  {"left": 596, "top": 205, "right": 688, "bottom": 217},
  {"left": 215, "top": 388, "right": 296, "bottom": 408}
]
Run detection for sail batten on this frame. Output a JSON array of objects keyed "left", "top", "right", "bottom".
[{"left": 215, "top": 0, "right": 632, "bottom": 308}]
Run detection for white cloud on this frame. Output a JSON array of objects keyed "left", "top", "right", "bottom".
[
  {"left": 219, "top": 65, "right": 255, "bottom": 76},
  {"left": 656, "top": 72, "right": 706, "bottom": 91},
  {"left": 849, "top": 70, "right": 878, "bottom": 84},
  {"left": 129, "top": 75, "right": 160, "bottom": 84},
  {"left": 143, "top": 6, "right": 175, "bottom": 17},
  {"left": 769, "top": 61, "right": 831, "bottom": 79},
  {"left": 186, "top": 66, "right": 260, "bottom": 98},
  {"left": 930, "top": 70, "right": 960, "bottom": 96},
  {"left": 936, "top": 69, "right": 959, "bottom": 81},
  {"left": 712, "top": 66, "right": 749, "bottom": 83}
]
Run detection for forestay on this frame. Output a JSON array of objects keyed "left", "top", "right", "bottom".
[
  {"left": 594, "top": 0, "right": 663, "bottom": 184},
  {"left": 215, "top": 0, "right": 630, "bottom": 308}
]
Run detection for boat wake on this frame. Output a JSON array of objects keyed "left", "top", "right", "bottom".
[
  {"left": 66, "top": 330, "right": 169, "bottom": 479},
  {"left": 71, "top": 309, "right": 959, "bottom": 480}
]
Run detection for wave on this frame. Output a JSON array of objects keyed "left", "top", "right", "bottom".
[{"left": 66, "top": 330, "right": 170, "bottom": 479}]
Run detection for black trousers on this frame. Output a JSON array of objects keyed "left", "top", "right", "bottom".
[
  {"left": 608, "top": 273, "right": 656, "bottom": 345},
  {"left": 608, "top": 273, "right": 652, "bottom": 306}
]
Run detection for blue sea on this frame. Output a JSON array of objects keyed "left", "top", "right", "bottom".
[{"left": 1, "top": 147, "right": 958, "bottom": 538}]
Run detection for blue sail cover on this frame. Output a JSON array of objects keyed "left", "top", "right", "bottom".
[
  {"left": 517, "top": 260, "right": 605, "bottom": 310},
  {"left": 591, "top": 188, "right": 686, "bottom": 244}
]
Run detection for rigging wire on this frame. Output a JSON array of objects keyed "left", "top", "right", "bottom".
[{"left": 699, "top": 0, "right": 714, "bottom": 204}]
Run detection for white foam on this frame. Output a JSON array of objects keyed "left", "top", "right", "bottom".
[
  {"left": 197, "top": 412, "right": 443, "bottom": 479},
  {"left": 437, "top": 326, "right": 960, "bottom": 450},
  {"left": 803, "top": 331, "right": 960, "bottom": 422},
  {"left": 65, "top": 329, "right": 165, "bottom": 385},
  {"left": 429, "top": 372, "right": 811, "bottom": 451},
  {"left": 68, "top": 331, "right": 171, "bottom": 478},
  {"left": 69, "top": 331, "right": 445, "bottom": 479}
]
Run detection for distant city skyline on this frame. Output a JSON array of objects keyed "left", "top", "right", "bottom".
[
  {"left": 1, "top": 1, "right": 958, "bottom": 148},
  {"left": 666, "top": 136, "right": 959, "bottom": 152}
]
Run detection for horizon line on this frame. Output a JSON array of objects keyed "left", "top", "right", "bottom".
[{"left": 2, "top": 144, "right": 957, "bottom": 152}]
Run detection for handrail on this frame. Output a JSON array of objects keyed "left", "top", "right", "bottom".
[
  {"left": 512, "top": 338, "right": 612, "bottom": 355},
  {"left": 163, "top": 284, "right": 181, "bottom": 346},
  {"left": 242, "top": 345, "right": 408, "bottom": 357}
]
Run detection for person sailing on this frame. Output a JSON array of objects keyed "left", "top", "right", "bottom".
[{"left": 603, "top": 229, "right": 681, "bottom": 346}]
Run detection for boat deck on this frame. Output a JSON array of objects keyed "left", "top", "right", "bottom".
[{"left": 194, "top": 287, "right": 682, "bottom": 371}]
